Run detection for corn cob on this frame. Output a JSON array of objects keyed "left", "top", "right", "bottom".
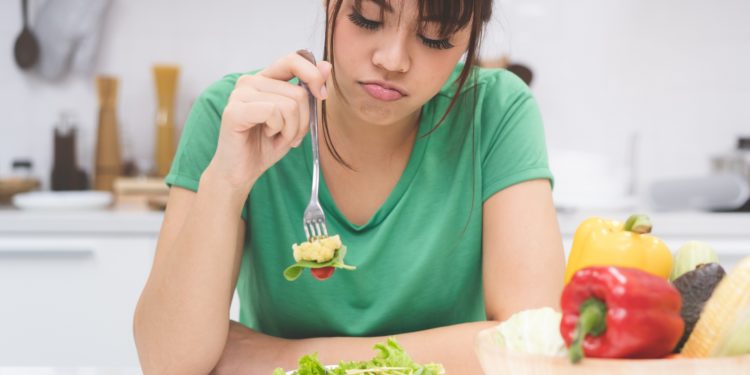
[
  {"left": 681, "top": 256, "right": 750, "bottom": 357},
  {"left": 712, "top": 305, "right": 750, "bottom": 356}
]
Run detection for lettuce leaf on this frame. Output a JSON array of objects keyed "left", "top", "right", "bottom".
[
  {"left": 494, "top": 307, "right": 566, "bottom": 356},
  {"left": 297, "top": 353, "right": 328, "bottom": 375},
  {"left": 283, "top": 246, "right": 356, "bottom": 281},
  {"left": 277, "top": 353, "right": 327, "bottom": 375},
  {"left": 278, "top": 338, "right": 444, "bottom": 374},
  {"left": 332, "top": 338, "right": 443, "bottom": 374}
]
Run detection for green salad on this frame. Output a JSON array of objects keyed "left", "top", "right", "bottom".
[{"left": 273, "top": 338, "right": 444, "bottom": 375}]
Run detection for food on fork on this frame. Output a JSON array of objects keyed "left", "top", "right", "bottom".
[
  {"left": 283, "top": 235, "right": 356, "bottom": 281},
  {"left": 293, "top": 235, "right": 342, "bottom": 263}
]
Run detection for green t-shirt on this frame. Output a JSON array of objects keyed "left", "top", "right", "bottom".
[{"left": 165, "top": 64, "right": 552, "bottom": 338}]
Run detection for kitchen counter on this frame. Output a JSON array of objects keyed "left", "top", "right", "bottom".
[
  {"left": 557, "top": 210, "right": 750, "bottom": 237},
  {"left": 1, "top": 205, "right": 748, "bottom": 265},
  {"left": 1, "top": 205, "right": 749, "bottom": 236},
  {"left": 0, "top": 206, "right": 163, "bottom": 235},
  {"left": 556, "top": 210, "right": 750, "bottom": 272}
]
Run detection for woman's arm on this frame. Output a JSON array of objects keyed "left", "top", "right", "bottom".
[
  {"left": 482, "top": 178, "right": 565, "bottom": 319},
  {"left": 212, "top": 179, "right": 565, "bottom": 374},
  {"left": 133, "top": 53, "right": 331, "bottom": 375},
  {"left": 133, "top": 167, "right": 251, "bottom": 375},
  {"left": 213, "top": 320, "right": 497, "bottom": 374}
]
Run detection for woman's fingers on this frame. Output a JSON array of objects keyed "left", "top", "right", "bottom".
[
  {"left": 316, "top": 60, "right": 332, "bottom": 99},
  {"left": 268, "top": 93, "right": 298, "bottom": 143},
  {"left": 224, "top": 51, "right": 332, "bottom": 149},
  {"left": 258, "top": 52, "right": 331, "bottom": 100},
  {"left": 223, "top": 91, "right": 300, "bottom": 146},
  {"left": 208, "top": 51, "right": 329, "bottom": 184},
  {"left": 222, "top": 100, "right": 273, "bottom": 131},
  {"left": 232, "top": 75, "right": 309, "bottom": 144}
]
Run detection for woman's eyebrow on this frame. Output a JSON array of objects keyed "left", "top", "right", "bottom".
[{"left": 356, "top": 0, "right": 394, "bottom": 13}]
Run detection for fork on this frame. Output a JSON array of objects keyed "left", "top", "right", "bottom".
[{"left": 297, "top": 50, "right": 328, "bottom": 241}]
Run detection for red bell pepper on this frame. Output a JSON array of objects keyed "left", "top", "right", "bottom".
[{"left": 560, "top": 266, "right": 684, "bottom": 363}]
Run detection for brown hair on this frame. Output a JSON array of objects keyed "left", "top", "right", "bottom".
[{"left": 321, "top": 0, "right": 494, "bottom": 168}]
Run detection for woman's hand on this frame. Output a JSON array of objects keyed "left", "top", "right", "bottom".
[
  {"left": 210, "top": 321, "right": 291, "bottom": 375},
  {"left": 207, "top": 52, "right": 332, "bottom": 192}
]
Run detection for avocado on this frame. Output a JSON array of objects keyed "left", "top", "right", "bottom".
[{"left": 672, "top": 262, "right": 726, "bottom": 352}]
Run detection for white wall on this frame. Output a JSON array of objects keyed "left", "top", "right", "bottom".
[
  {"left": 1, "top": 0, "right": 749, "bottom": 199},
  {"left": 489, "top": 0, "right": 750, "bottom": 195},
  {"left": 0, "top": 0, "right": 325, "bottom": 186}
]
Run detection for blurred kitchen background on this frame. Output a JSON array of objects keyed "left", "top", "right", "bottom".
[{"left": 0, "top": 0, "right": 749, "bottom": 371}]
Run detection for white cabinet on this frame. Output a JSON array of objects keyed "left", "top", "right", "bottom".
[
  {"left": 0, "top": 210, "right": 161, "bottom": 366},
  {"left": 0, "top": 235, "right": 156, "bottom": 366},
  {"left": 0, "top": 209, "right": 241, "bottom": 367}
]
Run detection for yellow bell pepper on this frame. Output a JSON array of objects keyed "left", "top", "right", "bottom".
[{"left": 564, "top": 214, "right": 673, "bottom": 284}]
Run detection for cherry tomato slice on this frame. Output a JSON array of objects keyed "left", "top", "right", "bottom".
[{"left": 310, "top": 266, "right": 335, "bottom": 280}]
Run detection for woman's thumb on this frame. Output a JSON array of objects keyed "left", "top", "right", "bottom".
[{"left": 317, "top": 61, "right": 332, "bottom": 99}]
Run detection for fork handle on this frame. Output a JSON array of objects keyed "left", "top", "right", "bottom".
[{"left": 296, "top": 50, "right": 321, "bottom": 202}]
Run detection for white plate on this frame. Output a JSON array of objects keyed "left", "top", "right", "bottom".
[{"left": 12, "top": 191, "right": 113, "bottom": 211}]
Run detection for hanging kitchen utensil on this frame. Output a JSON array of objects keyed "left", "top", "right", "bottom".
[
  {"left": 32, "top": 0, "right": 112, "bottom": 80},
  {"left": 13, "top": 0, "right": 40, "bottom": 70},
  {"left": 94, "top": 75, "right": 122, "bottom": 191},
  {"left": 153, "top": 64, "right": 180, "bottom": 177}
]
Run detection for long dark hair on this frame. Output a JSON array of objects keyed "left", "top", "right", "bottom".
[{"left": 321, "top": 0, "right": 494, "bottom": 168}]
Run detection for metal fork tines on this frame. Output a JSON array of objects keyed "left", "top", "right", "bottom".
[
  {"left": 303, "top": 200, "right": 327, "bottom": 240},
  {"left": 297, "top": 49, "right": 328, "bottom": 241}
]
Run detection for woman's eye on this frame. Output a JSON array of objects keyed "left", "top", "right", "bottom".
[
  {"left": 419, "top": 35, "right": 454, "bottom": 50},
  {"left": 348, "top": 10, "right": 454, "bottom": 50},
  {"left": 347, "top": 11, "right": 380, "bottom": 30}
]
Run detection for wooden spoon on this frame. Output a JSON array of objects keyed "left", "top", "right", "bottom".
[{"left": 14, "top": 0, "right": 40, "bottom": 70}]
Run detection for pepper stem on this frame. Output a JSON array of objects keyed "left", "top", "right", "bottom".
[
  {"left": 568, "top": 298, "right": 607, "bottom": 364},
  {"left": 623, "top": 214, "right": 652, "bottom": 234}
]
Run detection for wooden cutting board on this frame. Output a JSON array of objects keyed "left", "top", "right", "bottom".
[{"left": 476, "top": 328, "right": 750, "bottom": 375}]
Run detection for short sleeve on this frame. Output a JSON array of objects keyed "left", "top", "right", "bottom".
[
  {"left": 164, "top": 73, "right": 250, "bottom": 219},
  {"left": 479, "top": 70, "right": 554, "bottom": 202}
]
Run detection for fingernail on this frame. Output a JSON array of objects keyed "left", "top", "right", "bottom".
[
  {"left": 293, "top": 139, "right": 303, "bottom": 148},
  {"left": 320, "top": 84, "right": 328, "bottom": 100}
]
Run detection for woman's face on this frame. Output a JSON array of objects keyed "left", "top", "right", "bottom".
[{"left": 328, "top": 0, "right": 472, "bottom": 126}]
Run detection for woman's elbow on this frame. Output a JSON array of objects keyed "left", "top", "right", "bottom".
[{"left": 132, "top": 301, "right": 223, "bottom": 375}]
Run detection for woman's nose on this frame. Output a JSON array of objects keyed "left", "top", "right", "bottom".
[{"left": 372, "top": 33, "right": 411, "bottom": 73}]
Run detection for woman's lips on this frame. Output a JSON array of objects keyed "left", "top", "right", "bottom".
[{"left": 360, "top": 82, "right": 405, "bottom": 102}]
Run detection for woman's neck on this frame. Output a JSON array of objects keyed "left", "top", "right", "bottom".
[{"left": 320, "top": 91, "right": 420, "bottom": 168}]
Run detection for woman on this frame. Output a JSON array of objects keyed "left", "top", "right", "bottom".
[{"left": 133, "top": 0, "right": 565, "bottom": 373}]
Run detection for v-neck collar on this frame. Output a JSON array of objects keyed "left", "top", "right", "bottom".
[{"left": 302, "top": 105, "right": 433, "bottom": 232}]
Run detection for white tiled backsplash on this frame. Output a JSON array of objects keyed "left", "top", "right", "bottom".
[{"left": 1, "top": 0, "right": 749, "bottom": 198}]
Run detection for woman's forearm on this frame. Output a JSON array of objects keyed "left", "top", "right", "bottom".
[
  {"left": 134, "top": 166, "right": 254, "bottom": 375},
  {"left": 214, "top": 320, "right": 499, "bottom": 374},
  {"left": 304, "top": 321, "right": 497, "bottom": 372}
]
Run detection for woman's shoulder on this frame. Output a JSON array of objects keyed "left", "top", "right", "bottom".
[{"left": 436, "top": 63, "right": 531, "bottom": 100}]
